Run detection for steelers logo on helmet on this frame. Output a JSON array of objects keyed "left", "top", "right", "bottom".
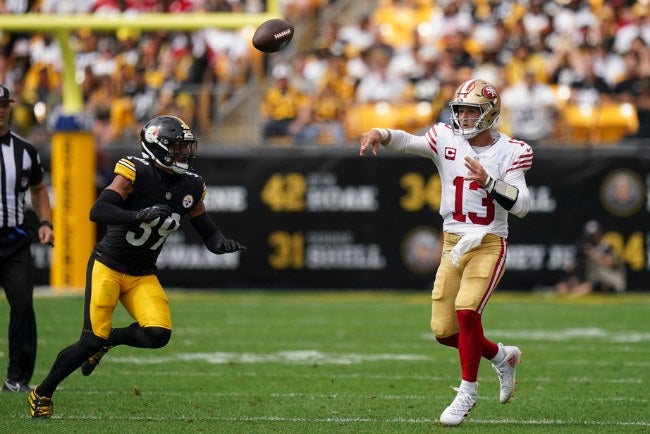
[
  {"left": 140, "top": 115, "right": 198, "bottom": 174},
  {"left": 144, "top": 125, "right": 160, "bottom": 143}
]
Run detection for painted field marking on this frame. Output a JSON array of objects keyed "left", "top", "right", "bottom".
[
  {"left": 50, "top": 414, "right": 650, "bottom": 427},
  {"left": 110, "top": 350, "right": 429, "bottom": 365}
]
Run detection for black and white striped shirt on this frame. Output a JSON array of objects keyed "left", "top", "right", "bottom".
[{"left": 0, "top": 131, "right": 45, "bottom": 228}]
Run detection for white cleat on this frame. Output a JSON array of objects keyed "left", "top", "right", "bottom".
[
  {"left": 492, "top": 343, "right": 522, "bottom": 403},
  {"left": 439, "top": 387, "right": 478, "bottom": 427}
]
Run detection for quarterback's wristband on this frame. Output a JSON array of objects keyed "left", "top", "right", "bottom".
[
  {"left": 372, "top": 128, "right": 391, "bottom": 145},
  {"left": 485, "top": 177, "right": 518, "bottom": 210},
  {"left": 485, "top": 177, "right": 496, "bottom": 193},
  {"left": 39, "top": 220, "right": 53, "bottom": 230},
  {"left": 494, "top": 179, "right": 519, "bottom": 201}
]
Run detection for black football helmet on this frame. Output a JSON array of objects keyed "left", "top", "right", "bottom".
[{"left": 140, "top": 115, "right": 198, "bottom": 174}]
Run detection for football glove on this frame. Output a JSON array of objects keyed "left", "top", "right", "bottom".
[
  {"left": 136, "top": 204, "right": 172, "bottom": 223},
  {"left": 215, "top": 238, "right": 246, "bottom": 254}
]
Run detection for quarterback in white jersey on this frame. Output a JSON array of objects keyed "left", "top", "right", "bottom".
[
  {"left": 390, "top": 122, "right": 532, "bottom": 238},
  {"left": 360, "top": 79, "right": 531, "bottom": 427}
]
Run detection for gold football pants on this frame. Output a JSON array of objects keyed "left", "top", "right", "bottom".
[
  {"left": 85, "top": 259, "right": 172, "bottom": 339},
  {"left": 430, "top": 232, "right": 507, "bottom": 338}
]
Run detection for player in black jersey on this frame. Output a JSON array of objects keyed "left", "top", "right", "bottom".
[{"left": 28, "top": 116, "right": 245, "bottom": 418}]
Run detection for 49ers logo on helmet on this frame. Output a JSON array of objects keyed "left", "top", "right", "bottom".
[{"left": 482, "top": 85, "right": 497, "bottom": 99}]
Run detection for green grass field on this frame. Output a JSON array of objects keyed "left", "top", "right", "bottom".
[{"left": 0, "top": 290, "right": 648, "bottom": 433}]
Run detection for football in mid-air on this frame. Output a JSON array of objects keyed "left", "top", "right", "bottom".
[{"left": 252, "top": 18, "right": 294, "bottom": 53}]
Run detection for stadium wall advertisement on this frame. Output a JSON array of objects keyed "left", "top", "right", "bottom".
[{"left": 32, "top": 146, "right": 650, "bottom": 291}]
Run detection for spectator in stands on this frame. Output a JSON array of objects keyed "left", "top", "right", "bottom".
[
  {"left": 552, "top": 0, "right": 599, "bottom": 47},
  {"left": 261, "top": 63, "right": 309, "bottom": 143},
  {"left": 501, "top": 70, "right": 557, "bottom": 145},
  {"left": 40, "top": 0, "right": 92, "bottom": 14},
  {"left": 388, "top": 34, "right": 429, "bottom": 84},
  {"left": 614, "top": 49, "right": 644, "bottom": 103},
  {"left": 501, "top": 18, "right": 534, "bottom": 57},
  {"left": 405, "top": 47, "right": 443, "bottom": 103},
  {"left": 521, "top": 0, "right": 553, "bottom": 49},
  {"left": 426, "top": 0, "right": 473, "bottom": 46},
  {"left": 86, "top": 74, "right": 115, "bottom": 149},
  {"left": 29, "top": 35, "right": 62, "bottom": 72},
  {"left": 593, "top": 41, "right": 627, "bottom": 90},
  {"left": 5, "top": 78, "right": 35, "bottom": 137},
  {"left": 628, "top": 35, "right": 650, "bottom": 77},
  {"left": 0, "top": 53, "right": 17, "bottom": 91},
  {"left": 115, "top": 27, "right": 141, "bottom": 67},
  {"left": 440, "top": 31, "right": 475, "bottom": 72},
  {"left": 555, "top": 220, "right": 626, "bottom": 296},
  {"left": 22, "top": 62, "right": 61, "bottom": 132},
  {"left": 370, "top": 0, "right": 424, "bottom": 50},
  {"left": 613, "top": 2, "right": 650, "bottom": 55},
  {"left": 291, "top": 80, "right": 347, "bottom": 146},
  {"left": 503, "top": 40, "right": 547, "bottom": 86},
  {"left": 355, "top": 46, "right": 408, "bottom": 104},
  {"left": 316, "top": 51, "right": 356, "bottom": 107},
  {"left": 597, "top": 1, "right": 621, "bottom": 42},
  {"left": 566, "top": 46, "right": 613, "bottom": 105},
  {"left": 470, "top": 34, "right": 505, "bottom": 89},
  {"left": 127, "top": 65, "right": 158, "bottom": 131},
  {"left": 338, "top": 14, "right": 375, "bottom": 54},
  {"left": 546, "top": 37, "right": 579, "bottom": 87},
  {"left": 630, "top": 76, "right": 650, "bottom": 138}
]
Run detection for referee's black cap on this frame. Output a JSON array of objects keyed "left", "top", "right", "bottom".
[{"left": 0, "top": 85, "right": 14, "bottom": 102}]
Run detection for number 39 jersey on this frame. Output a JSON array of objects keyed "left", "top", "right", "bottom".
[
  {"left": 94, "top": 156, "right": 207, "bottom": 275},
  {"left": 386, "top": 123, "right": 533, "bottom": 238}
]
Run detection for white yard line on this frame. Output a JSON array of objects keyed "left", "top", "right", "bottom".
[
  {"left": 50, "top": 414, "right": 650, "bottom": 427},
  {"left": 73, "top": 389, "right": 648, "bottom": 403}
]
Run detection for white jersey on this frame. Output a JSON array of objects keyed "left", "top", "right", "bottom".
[{"left": 386, "top": 123, "right": 533, "bottom": 238}]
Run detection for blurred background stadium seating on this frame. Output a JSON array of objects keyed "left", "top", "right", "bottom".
[{"left": 0, "top": 0, "right": 648, "bottom": 160}]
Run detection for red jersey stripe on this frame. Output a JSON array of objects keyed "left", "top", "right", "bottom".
[{"left": 477, "top": 237, "right": 507, "bottom": 314}]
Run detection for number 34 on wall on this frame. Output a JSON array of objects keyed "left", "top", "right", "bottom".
[
  {"left": 603, "top": 231, "right": 646, "bottom": 271},
  {"left": 400, "top": 173, "right": 441, "bottom": 212}
]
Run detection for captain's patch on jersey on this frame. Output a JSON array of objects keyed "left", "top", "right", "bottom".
[
  {"left": 182, "top": 194, "right": 194, "bottom": 208},
  {"left": 445, "top": 147, "right": 457, "bottom": 160}
]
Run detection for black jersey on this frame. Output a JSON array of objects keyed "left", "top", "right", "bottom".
[{"left": 94, "top": 156, "right": 206, "bottom": 275}]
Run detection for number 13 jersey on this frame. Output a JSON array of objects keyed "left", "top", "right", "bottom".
[{"left": 386, "top": 123, "right": 533, "bottom": 238}]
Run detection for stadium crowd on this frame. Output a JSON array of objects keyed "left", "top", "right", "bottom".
[
  {"left": 0, "top": 0, "right": 649, "bottom": 150},
  {"left": 0, "top": 0, "right": 275, "bottom": 153},
  {"left": 262, "top": 0, "right": 650, "bottom": 145}
]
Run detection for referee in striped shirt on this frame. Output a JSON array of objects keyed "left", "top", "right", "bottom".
[{"left": 0, "top": 85, "right": 54, "bottom": 393}]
